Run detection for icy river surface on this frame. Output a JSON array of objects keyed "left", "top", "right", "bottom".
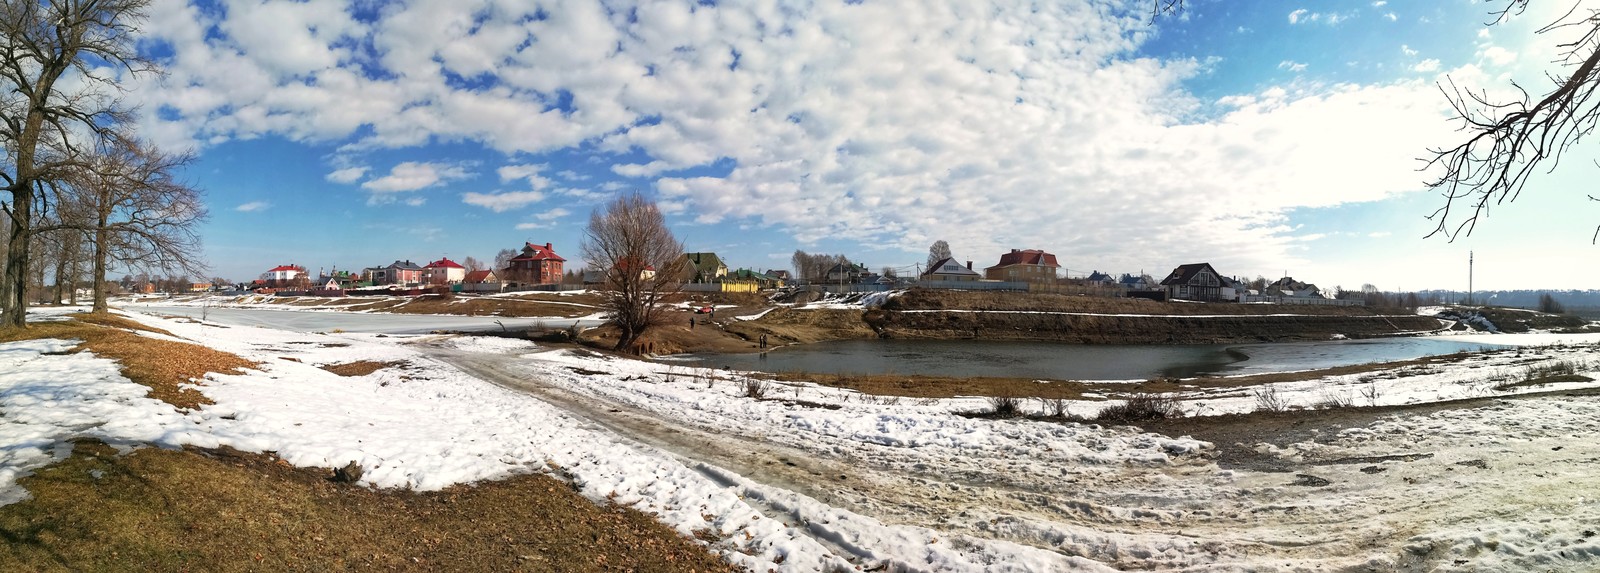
[{"left": 682, "top": 337, "right": 1504, "bottom": 380}]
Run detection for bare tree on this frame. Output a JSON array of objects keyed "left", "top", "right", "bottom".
[
  {"left": 462, "top": 256, "right": 485, "bottom": 272},
  {"left": 1424, "top": 1, "right": 1600, "bottom": 240},
  {"left": 65, "top": 138, "right": 206, "bottom": 314},
  {"left": 494, "top": 247, "right": 516, "bottom": 272},
  {"left": 0, "top": 0, "right": 153, "bottom": 327},
  {"left": 581, "top": 194, "right": 688, "bottom": 353},
  {"left": 1539, "top": 292, "right": 1566, "bottom": 313},
  {"left": 926, "top": 240, "right": 952, "bottom": 270}
]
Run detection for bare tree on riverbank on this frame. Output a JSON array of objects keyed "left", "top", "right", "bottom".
[
  {"left": 581, "top": 194, "right": 687, "bottom": 353},
  {"left": 63, "top": 138, "right": 206, "bottom": 314}
]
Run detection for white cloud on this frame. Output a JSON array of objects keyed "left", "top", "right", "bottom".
[
  {"left": 1384, "top": 13, "right": 1397, "bottom": 22},
  {"left": 362, "top": 162, "right": 473, "bottom": 193},
  {"left": 326, "top": 166, "right": 368, "bottom": 184},
  {"left": 1371, "top": 1, "right": 1387, "bottom": 6},
  {"left": 514, "top": 207, "right": 572, "bottom": 229},
  {"left": 235, "top": 201, "right": 271, "bottom": 212},
  {"left": 1401, "top": 44, "right": 1418, "bottom": 57},
  {"left": 1412, "top": 59, "right": 1441, "bottom": 73},
  {"left": 130, "top": 0, "right": 1474, "bottom": 284},
  {"left": 1277, "top": 60, "right": 1308, "bottom": 73},
  {"left": 497, "top": 163, "right": 545, "bottom": 182},
  {"left": 462, "top": 190, "right": 545, "bottom": 212},
  {"left": 1479, "top": 46, "right": 1517, "bottom": 67}
]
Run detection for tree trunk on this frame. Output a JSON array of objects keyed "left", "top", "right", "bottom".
[
  {"left": 4, "top": 191, "right": 31, "bottom": 326},
  {"left": 91, "top": 215, "right": 108, "bottom": 313}
]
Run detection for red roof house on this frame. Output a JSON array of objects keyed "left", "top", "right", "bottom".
[
  {"left": 984, "top": 249, "right": 1061, "bottom": 284},
  {"left": 505, "top": 242, "right": 566, "bottom": 285},
  {"left": 423, "top": 257, "right": 468, "bottom": 285}
]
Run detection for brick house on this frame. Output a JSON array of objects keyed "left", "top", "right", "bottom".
[
  {"left": 365, "top": 260, "right": 424, "bottom": 286},
  {"left": 505, "top": 242, "right": 566, "bottom": 285},
  {"left": 984, "top": 249, "right": 1061, "bottom": 284}
]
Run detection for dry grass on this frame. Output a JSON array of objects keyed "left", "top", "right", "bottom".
[
  {"left": 321, "top": 360, "right": 402, "bottom": 377},
  {"left": 0, "top": 440, "right": 737, "bottom": 572},
  {"left": 0, "top": 313, "right": 256, "bottom": 411}
]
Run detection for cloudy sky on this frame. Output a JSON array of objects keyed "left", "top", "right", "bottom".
[{"left": 130, "top": 0, "right": 1599, "bottom": 291}]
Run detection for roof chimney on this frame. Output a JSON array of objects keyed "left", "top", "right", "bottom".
[
  {"left": 545, "top": 243, "right": 552, "bottom": 250},
  {"left": 966, "top": 260, "right": 973, "bottom": 270}
]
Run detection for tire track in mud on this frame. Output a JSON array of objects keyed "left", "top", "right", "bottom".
[
  {"left": 415, "top": 340, "right": 1600, "bottom": 571},
  {"left": 413, "top": 342, "right": 1202, "bottom": 563}
]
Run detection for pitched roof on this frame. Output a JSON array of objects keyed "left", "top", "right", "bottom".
[
  {"left": 988, "top": 249, "right": 1060, "bottom": 269},
  {"left": 1086, "top": 271, "right": 1114, "bottom": 282},
  {"left": 463, "top": 270, "right": 497, "bottom": 283},
  {"left": 616, "top": 256, "right": 655, "bottom": 272},
  {"left": 684, "top": 252, "right": 725, "bottom": 271},
  {"left": 387, "top": 260, "right": 423, "bottom": 270},
  {"left": 266, "top": 265, "right": 302, "bottom": 273},
  {"left": 1160, "top": 263, "right": 1221, "bottom": 286},
  {"left": 511, "top": 242, "right": 566, "bottom": 262},
  {"left": 923, "top": 257, "right": 981, "bottom": 277},
  {"left": 424, "top": 257, "right": 465, "bottom": 269}
]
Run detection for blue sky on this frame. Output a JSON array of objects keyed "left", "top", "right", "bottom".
[{"left": 130, "top": 0, "right": 1599, "bottom": 290}]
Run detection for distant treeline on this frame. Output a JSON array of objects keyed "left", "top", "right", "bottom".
[{"left": 1412, "top": 289, "right": 1600, "bottom": 310}]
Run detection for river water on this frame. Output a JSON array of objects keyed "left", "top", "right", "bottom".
[{"left": 679, "top": 337, "right": 1503, "bottom": 380}]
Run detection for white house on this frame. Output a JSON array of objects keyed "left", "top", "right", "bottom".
[{"left": 921, "top": 258, "right": 982, "bottom": 282}]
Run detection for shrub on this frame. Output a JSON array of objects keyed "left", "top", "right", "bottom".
[
  {"left": 1037, "top": 397, "right": 1070, "bottom": 418},
  {"left": 1254, "top": 385, "right": 1289, "bottom": 413},
  {"left": 1095, "top": 393, "right": 1183, "bottom": 423},
  {"left": 1314, "top": 390, "right": 1352, "bottom": 410},
  {"left": 742, "top": 378, "right": 769, "bottom": 400},
  {"left": 987, "top": 395, "right": 1022, "bottom": 417}
]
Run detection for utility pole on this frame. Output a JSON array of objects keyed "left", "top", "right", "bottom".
[{"left": 1467, "top": 251, "right": 1474, "bottom": 306}]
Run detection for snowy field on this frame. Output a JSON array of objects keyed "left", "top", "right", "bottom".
[{"left": 3, "top": 305, "right": 1600, "bottom": 571}]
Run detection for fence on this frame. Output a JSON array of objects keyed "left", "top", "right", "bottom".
[
  {"left": 914, "top": 280, "right": 1030, "bottom": 292},
  {"left": 503, "top": 284, "right": 586, "bottom": 293},
  {"left": 1240, "top": 295, "right": 1366, "bottom": 306},
  {"left": 682, "top": 282, "right": 760, "bottom": 293}
]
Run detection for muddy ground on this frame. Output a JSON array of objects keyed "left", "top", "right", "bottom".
[{"left": 1140, "top": 386, "right": 1600, "bottom": 473}]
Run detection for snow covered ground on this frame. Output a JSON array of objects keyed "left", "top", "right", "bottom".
[{"left": 4, "top": 305, "right": 1600, "bottom": 571}]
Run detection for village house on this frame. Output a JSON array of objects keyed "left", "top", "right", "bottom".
[
  {"left": 1085, "top": 271, "right": 1116, "bottom": 286},
  {"left": 984, "top": 249, "right": 1061, "bottom": 285},
  {"left": 462, "top": 269, "right": 502, "bottom": 292},
  {"left": 259, "top": 264, "right": 309, "bottom": 289},
  {"left": 682, "top": 252, "right": 728, "bottom": 283},
  {"left": 824, "top": 262, "right": 870, "bottom": 283},
  {"left": 1119, "top": 273, "right": 1155, "bottom": 291},
  {"left": 615, "top": 256, "right": 657, "bottom": 281},
  {"left": 729, "top": 268, "right": 782, "bottom": 288},
  {"left": 1267, "top": 276, "right": 1324, "bottom": 299},
  {"left": 1160, "top": 262, "right": 1226, "bottom": 302},
  {"left": 504, "top": 242, "right": 566, "bottom": 286},
  {"left": 365, "top": 260, "right": 424, "bottom": 286},
  {"left": 422, "top": 257, "right": 468, "bottom": 285},
  {"left": 921, "top": 258, "right": 982, "bottom": 282},
  {"left": 318, "top": 270, "right": 361, "bottom": 290}
]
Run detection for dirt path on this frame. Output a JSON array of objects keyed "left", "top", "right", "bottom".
[{"left": 412, "top": 339, "right": 1600, "bottom": 571}]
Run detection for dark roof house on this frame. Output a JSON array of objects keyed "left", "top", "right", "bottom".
[{"left": 1160, "top": 262, "right": 1225, "bottom": 301}]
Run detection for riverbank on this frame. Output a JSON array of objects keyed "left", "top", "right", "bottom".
[{"left": 615, "top": 290, "right": 1451, "bottom": 354}]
